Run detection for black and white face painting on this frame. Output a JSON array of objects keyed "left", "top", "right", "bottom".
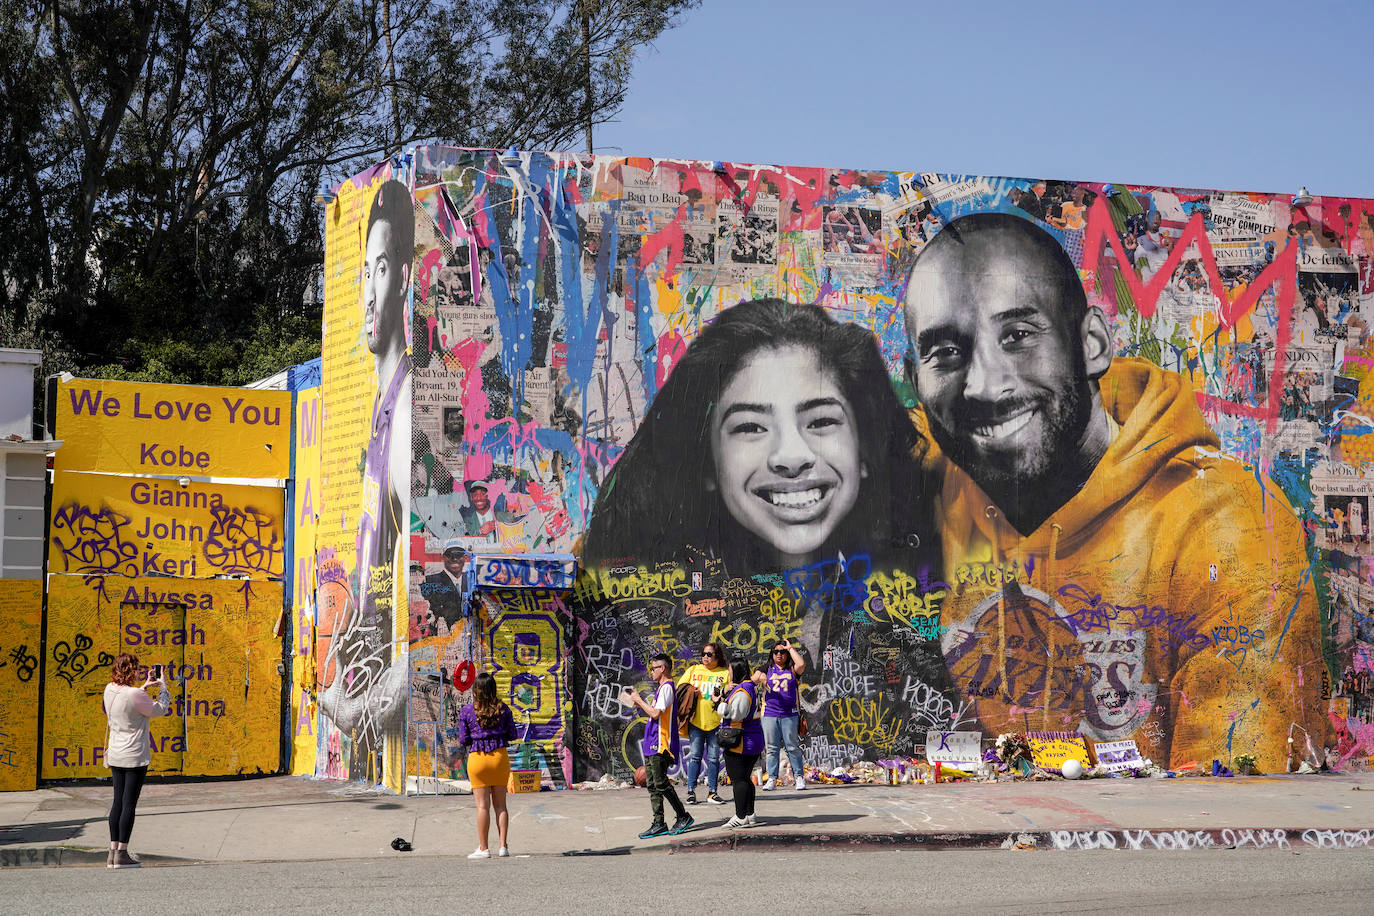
[{"left": 709, "top": 344, "right": 864, "bottom": 567}]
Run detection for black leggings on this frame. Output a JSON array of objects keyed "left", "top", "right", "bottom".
[
  {"left": 109, "top": 765, "right": 148, "bottom": 843},
  {"left": 723, "top": 751, "right": 759, "bottom": 819}
]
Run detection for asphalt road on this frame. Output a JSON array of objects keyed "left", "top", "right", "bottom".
[{"left": 8, "top": 848, "right": 1374, "bottom": 914}]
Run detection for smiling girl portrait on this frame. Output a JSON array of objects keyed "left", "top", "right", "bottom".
[{"left": 581, "top": 298, "right": 935, "bottom": 577}]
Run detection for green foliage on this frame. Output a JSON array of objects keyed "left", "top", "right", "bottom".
[{"left": 0, "top": 0, "right": 698, "bottom": 388}]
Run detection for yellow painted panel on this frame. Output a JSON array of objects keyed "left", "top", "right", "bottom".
[
  {"left": 289, "top": 386, "right": 321, "bottom": 776},
  {"left": 53, "top": 378, "right": 289, "bottom": 478},
  {"left": 41, "top": 576, "right": 282, "bottom": 779},
  {"left": 50, "top": 471, "right": 284, "bottom": 580},
  {"left": 0, "top": 580, "right": 43, "bottom": 790}
]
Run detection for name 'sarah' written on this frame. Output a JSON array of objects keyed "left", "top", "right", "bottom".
[
  {"left": 50, "top": 613, "right": 225, "bottom": 767},
  {"left": 67, "top": 388, "right": 282, "bottom": 468}
]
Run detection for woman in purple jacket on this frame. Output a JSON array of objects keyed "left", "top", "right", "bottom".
[{"left": 457, "top": 670, "right": 518, "bottom": 858}]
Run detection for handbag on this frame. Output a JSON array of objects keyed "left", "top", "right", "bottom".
[{"left": 717, "top": 684, "right": 751, "bottom": 749}]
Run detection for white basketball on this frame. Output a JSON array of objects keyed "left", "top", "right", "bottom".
[{"left": 1061, "top": 759, "right": 1083, "bottom": 780}]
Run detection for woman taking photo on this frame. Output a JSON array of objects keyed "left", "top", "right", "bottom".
[
  {"left": 716, "top": 661, "right": 765, "bottom": 829},
  {"left": 761, "top": 640, "right": 807, "bottom": 791},
  {"left": 456, "top": 671, "right": 518, "bottom": 858},
  {"left": 103, "top": 653, "right": 170, "bottom": 868}
]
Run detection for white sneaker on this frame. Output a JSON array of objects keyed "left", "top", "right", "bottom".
[
  {"left": 725, "top": 815, "right": 746, "bottom": 829},
  {"left": 497, "top": 847, "right": 509, "bottom": 858},
  {"left": 761, "top": 778, "right": 776, "bottom": 791},
  {"left": 742, "top": 814, "right": 760, "bottom": 828},
  {"left": 467, "top": 848, "right": 491, "bottom": 859},
  {"left": 794, "top": 776, "right": 806, "bottom": 790}
]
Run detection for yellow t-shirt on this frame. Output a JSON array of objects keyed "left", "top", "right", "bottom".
[{"left": 677, "top": 663, "right": 730, "bottom": 731}]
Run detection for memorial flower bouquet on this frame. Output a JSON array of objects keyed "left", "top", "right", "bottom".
[{"left": 994, "top": 732, "right": 1035, "bottom": 775}]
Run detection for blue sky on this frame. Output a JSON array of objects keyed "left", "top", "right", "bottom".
[{"left": 599, "top": 0, "right": 1374, "bottom": 198}]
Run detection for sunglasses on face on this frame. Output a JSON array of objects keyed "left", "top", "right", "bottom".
[
  {"left": 772, "top": 649, "right": 788, "bottom": 655},
  {"left": 702, "top": 652, "right": 716, "bottom": 658}
]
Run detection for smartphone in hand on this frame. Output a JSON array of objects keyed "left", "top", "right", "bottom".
[{"left": 150, "top": 664, "right": 162, "bottom": 681}]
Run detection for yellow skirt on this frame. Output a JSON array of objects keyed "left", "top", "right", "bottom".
[{"left": 467, "top": 748, "right": 511, "bottom": 788}]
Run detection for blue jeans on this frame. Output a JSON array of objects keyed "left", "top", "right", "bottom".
[
  {"left": 685, "top": 724, "right": 720, "bottom": 793},
  {"left": 763, "top": 715, "right": 803, "bottom": 781}
]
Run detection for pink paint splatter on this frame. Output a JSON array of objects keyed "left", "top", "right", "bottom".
[
  {"left": 1329, "top": 710, "right": 1374, "bottom": 768},
  {"left": 417, "top": 248, "right": 445, "bottom": 301},
  {"left": 656, "top": 329, "right": 687, "bottom": 389},
  {"left": 638, "top": 206, "right": 687, "bottom": 277},
  {"left": 1081, "top": 196, "right": 1299, "bottom": 433}
]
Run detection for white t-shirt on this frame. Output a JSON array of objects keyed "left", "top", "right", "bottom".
[{"left": 653, "top": 681, "right": 675, "bottom": 712}]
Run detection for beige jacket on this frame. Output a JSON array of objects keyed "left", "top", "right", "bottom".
[{"left": 104, "top": 683, "right": 171, "bottom": 768}]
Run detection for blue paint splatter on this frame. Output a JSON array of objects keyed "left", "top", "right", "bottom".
[
  {"left": 471, "top": 170, "right": 526, "bottom": 381},
  {"left": 1224, "top": 697, "right": 1261, "bottom": 757},
  {"left": 630, "top": 259, "right": 657, "bottom": 402}
]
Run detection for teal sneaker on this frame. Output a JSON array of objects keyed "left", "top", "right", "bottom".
[
  {"left": 669, "top": 813, "right": 695, "bottom": 835},
  {"left": 638, "top": 821, "right": 669, "bottom": 839}
]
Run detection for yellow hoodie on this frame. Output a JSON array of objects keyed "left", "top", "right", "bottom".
[{"left": 921, "top": 358, "right": 1329, "bottom": 770}]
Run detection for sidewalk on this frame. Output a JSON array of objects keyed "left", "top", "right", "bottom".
[{"left": 3, "top": 771, "right": 1373, "bottom": 867}]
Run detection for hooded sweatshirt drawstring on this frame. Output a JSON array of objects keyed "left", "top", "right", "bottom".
[
  {"left": 1043, "top": 523, "right": 1062, "bottom": 730},
  {"left": 985, "top": 505, "right": 1008, "bottom": 703},
  {"left": 989, "top": 507, "right": 1062, "bottom": 723}
]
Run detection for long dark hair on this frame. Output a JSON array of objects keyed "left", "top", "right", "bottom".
[
  {"left": 472, "top": 670, "right": 507, "bottom": 729},
  {"left": 582, "top": 298, "right": 932, "bottom": 574}
]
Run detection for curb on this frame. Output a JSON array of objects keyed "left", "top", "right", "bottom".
[
  {"left": 0, "top": 846, "right": 199, "bottom": 869},
  {"left": 10, "top": 827, "right": 1374, "bottom": 865},
  {"left": 672, "top": 831, "right": 1013, "bottom": 853},
  {"left": 671, "top": 827, "right": 1374, "bottom": 853}
]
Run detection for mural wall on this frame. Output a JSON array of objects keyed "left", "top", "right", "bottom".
[
  {"left": 44, "top": 377, "right": 288, "bottom": 779},
  {"left": 326, "top": 149, "right": 1374, "bottom": 782},
  {"left": 319, "top": 166, "right": 412, "bottom": 789},
  {"left": 402, "top": 532, "right": 481, "bottom": 784},
  {"left": 480, "top": 584, "right": 574, "bottom": 786}
]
